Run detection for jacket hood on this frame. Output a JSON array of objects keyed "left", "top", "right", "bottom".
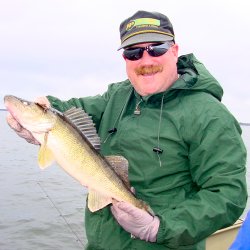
[
  {"left": 174, "top": 53, "right": 223, "bottom": 101},
  {"left": 137, "top": 53, "right": 224, "bottom": 104}
]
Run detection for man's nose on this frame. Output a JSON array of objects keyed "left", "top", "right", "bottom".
[{"left": 140, "top": 49, "right": 153, "bottom": 61}]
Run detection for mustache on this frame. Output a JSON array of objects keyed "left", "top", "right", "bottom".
[{"left": 135, "top": 65, "right": 163, "bottom": 75}]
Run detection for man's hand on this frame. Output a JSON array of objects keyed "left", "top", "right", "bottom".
[
  {"left": 34, "top": 96, "right": 51, "bottom": 110},
  {"left": 111, "top": 201, "right": 160, "bottom": 242}
]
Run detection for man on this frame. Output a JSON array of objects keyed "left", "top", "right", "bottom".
[{"left": 7, "top": 10, "right": 247, "bottom": 250}]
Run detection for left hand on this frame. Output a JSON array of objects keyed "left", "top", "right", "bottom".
[{"left": 111, "top": 201, "right": 160, "bottom": 242}]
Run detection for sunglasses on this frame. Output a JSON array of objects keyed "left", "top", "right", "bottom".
[{"left": 123, "top": 42, "right": 173, "bottom": 61}]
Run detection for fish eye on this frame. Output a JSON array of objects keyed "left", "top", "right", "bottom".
[{"left": 22, "top": 101, "right": 29, "bottom": 106}]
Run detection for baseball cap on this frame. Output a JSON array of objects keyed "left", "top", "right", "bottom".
[{"left": 119, "top": 10, "right": 175, "bottom": 50}]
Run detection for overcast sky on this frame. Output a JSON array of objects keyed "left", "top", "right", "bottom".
[{"left": 0, "top": 0, "right": 249, "bottom": 122}]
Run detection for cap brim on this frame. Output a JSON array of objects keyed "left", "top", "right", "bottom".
[{"left": 118, "top": 33, "right": 174, "bottom": 50}]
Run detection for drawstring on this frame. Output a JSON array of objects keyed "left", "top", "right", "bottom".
[
  {"left": 155, "top": 93, "right": 165, "bottom": 167},
  {"left": 134, "top": 98, "right": 143, "bottom": 115},
  {"left": 102, "top": 87, "right": 133, "bottom": 144},
  {"left": 103, "top": 88, "right": 165, "bottom": 168}
]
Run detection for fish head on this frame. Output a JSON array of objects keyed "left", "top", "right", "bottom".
[{"left": 4, "top": 95, "right": 56, "bottom": 134}]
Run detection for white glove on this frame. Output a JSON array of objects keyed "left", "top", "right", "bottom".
[{"left": 111, "top": 201, "right": 160, "bottom": 242}]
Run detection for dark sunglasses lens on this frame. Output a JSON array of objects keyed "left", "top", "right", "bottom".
[
  {"left": 123, "top": 48, "right": 143, "bottom": 61},
  {"left": 123, "top": 43, "right": 172, "bottom": 60},
  {"left": 148, "top": 43, "right": 170, "bottom": 57},
  {"left": 148, "top": 48, "right": 167, "bottom": 57}
]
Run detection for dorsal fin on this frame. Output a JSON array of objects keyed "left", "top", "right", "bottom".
[
  {"left": 105, "top": 155, "right": 130, "bottom": 189},
  {"left": 63, "top": 107, "right": 101, "bottom": 151}
]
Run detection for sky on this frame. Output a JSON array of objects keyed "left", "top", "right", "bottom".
[{"left": 0, "top": 0, "right": 249, "bottom": 122}]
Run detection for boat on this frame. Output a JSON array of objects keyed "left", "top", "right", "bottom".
[{"left": 206, "top": 219, "right": 243, "bottom": 250}]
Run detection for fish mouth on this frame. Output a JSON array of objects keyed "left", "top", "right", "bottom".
[
  {"left": 4, "top": 95, "right": 21, "bottom": 120},
  {"left": 4, "top": 95, "right": 12, "bottom": 109},
  {"left": 4, "top": 99, "right": 15, "bottom": 119}
]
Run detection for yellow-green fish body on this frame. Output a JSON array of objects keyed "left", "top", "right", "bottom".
[{"left": 4, "top": 95, "right": 151, "bottom": 213}]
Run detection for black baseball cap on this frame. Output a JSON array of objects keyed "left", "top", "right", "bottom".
[{"left": 119, "top": 10, "right": 175, "bottom": 50}]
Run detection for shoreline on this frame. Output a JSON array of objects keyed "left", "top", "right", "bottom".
[{"left": 240, "top": 122, "right": 250, "bottom": 126}]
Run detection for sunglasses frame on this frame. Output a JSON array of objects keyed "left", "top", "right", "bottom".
[{"left": 123, "top": 42, "right": 173, "bottom": 61}]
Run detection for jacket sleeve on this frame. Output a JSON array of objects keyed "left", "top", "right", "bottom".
[
  {"left": 156, "top": 102, "right": 248, "bottom": 248},
  {"left": 47, "top": 83, "right": 118, "bottom": 130}
]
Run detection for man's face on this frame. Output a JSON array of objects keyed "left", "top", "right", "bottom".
[{"left": 123, "top": 42, "right": 179, "bottom": 96}]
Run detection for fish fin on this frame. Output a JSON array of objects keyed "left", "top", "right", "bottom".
[
  {"left": 63, "top": 107, "right": 101, "bottom": 151},
  {"left": 105, "top": 155, "right": 131, "bottom": 189},
  {"left": 38, "top": 133, "right": 55, "bottom": 169},
  {"left": 88, "top": 189, "right": 112, "bottom": 212}
]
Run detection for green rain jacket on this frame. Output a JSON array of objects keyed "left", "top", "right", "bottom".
[{"left": 47, "top": 54, "right": 247, "bottom": 250}]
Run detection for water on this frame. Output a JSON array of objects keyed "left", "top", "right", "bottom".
[
  {"left": 0, "top": 111, "right": 249, "bottom": 250},
  {"left": 0, "top": 111, "right": 87, "bottom": 250}
]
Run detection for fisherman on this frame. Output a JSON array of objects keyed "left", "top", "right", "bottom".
[{"left": 6, "top": 10, "right": 247, "bottom": 250}]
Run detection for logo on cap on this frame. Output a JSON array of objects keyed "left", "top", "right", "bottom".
[{"left": 126, "top": 18, "right": 160, "bottom": 31}]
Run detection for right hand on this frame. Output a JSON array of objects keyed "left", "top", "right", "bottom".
[
  {"left": 34, "top": 96, "right": 51, "bottom": 110},
  {"left": 6, "top": 96, "right": 51, "bottom": 145}
]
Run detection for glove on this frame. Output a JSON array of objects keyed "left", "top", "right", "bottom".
[
  {"left": 34, "top": 96, "right": 51, "bottom": 110},
  {"left": 111, "top": 201, "right": 160, "bottom": 242}
]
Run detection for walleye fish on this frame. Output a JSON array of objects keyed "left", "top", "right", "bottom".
[{"left": 4, "top": 95, "right": 152, "bottom": 214}]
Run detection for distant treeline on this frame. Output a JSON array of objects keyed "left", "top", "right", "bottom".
[{"left": 240, "top": 123, "right": 250, "bottom": 126}]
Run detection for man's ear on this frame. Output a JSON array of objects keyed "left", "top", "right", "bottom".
[{"left": 171, "top": 43, "right": 179, "bottom": 62}]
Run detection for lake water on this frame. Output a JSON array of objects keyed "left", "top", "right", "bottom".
[
  {"left": 0, "top": 111, "right": 87, "bottom": 250},
  {"left": 0, "top": 111, "right": 249, "bottom": 250}
]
